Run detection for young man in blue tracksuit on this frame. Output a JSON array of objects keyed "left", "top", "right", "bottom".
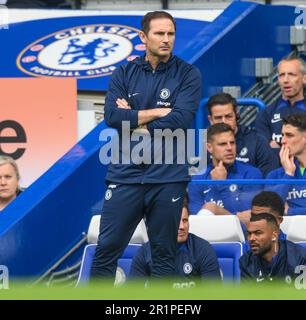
[
  {"left": 239, "top": 213, "right": 306, "bottom": 282},
  {"left": 188, "top": 123, "right": 263, "bottom": 215},
  {"left": 237, "top": 191, "right": 287, "bottom": 252},
  {"left": 129, "top": 195, "right": 221, "bottom": 287},
  {"left": 207, "top": 93, "right": 279, "bottom": 176},
  {"left": 91, "top": 11, "right": 201, "bottom": 280},
  {"left": 255, "top": 57, "right": 306, "bottom": 147},
  {"left": 266, "top": 113, "right": 306, "bottom": 215}
]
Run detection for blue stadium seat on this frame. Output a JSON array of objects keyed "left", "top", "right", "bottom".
[
  {"left": 76, "top": 243, "right": 141, "bottom": 286},
  {"left": 77, "top": 242, "right": 243, "bottom": 285},
  {"left": 211, "top": 242, "right": 242, "bottom": 283}
]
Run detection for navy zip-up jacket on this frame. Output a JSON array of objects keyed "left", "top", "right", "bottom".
[
  {"left": 266, "top": 159, "right": 306, "bottom": 215},
  {"left": 255, "top": 96, "right": 306, "bottom": 144},
  {"left": 188, "top": 160, "right": 263, "bottom": 215},
  {"left": 104, "top": 55, "right": 202, "bottom": 184},
  {"left": 239, "top": 240, "right": 306, "bottom": 282},
  {"left": 129, "top": 233, "right": 221, "bottom": 281},
  {"left": 235, "top": 125, "right": 279, "bottom": 176}
]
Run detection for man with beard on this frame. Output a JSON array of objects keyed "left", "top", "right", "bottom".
[{"left": 239, "top": 213, "right": 306, "bottom": 282}]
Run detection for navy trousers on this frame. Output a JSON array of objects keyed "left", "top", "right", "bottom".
[{"left": 91, "top": 182, "right": 187, "bottom": 279}]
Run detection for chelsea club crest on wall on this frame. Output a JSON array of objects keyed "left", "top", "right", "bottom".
[{"left": 17, "top": 24, "right": 145, "bottom": 79}]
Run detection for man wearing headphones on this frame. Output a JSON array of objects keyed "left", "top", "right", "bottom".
[
  {"left": 239, "top": 213, "right": 306, "bottom": 282},
  {"left": 207, "top": 93, "right": 279, "bottom": 176}
]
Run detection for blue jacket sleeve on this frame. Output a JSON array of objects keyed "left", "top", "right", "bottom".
[
  {"left": 197, "top": 242, "right": 221, "bottom": 280},
  {"left": 104, "top": 66, "right": 139, "bottom": 130},
  {"left": 265, "top": 170, "right": 294, "bottom": 201},
  {"left": 255, "top": 108, "right": 272, "bottom": 142},
  {"left": 129, "top": 245, "right": 150, "bottom": 278},
  {"left": 188, "top": 181, "right": 205, "bottom": 215},
  {"left": 147, "top": 67, "right": 201, "bottom": 132}
]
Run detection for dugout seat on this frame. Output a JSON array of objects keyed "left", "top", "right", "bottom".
[
  {"left": 210, "top": 242, "right": 242, "bottom": 283},
  {"left": 286, "top": 216, "right": 306, "bottom": 242},
  {"left": 188, "top": 215, "right": 245, "bottom": 243}
]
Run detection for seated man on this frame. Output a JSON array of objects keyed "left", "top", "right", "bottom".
[
  {"left": 0, "top": 156, "right": 22, "bottom": 211},
  {"left": 255, "top": 56, "right": 306, "bottom": 148},
  {"left": 237, "top": 191, "right": 286, "bottom": 237},
  {"left": 266, "top": 113, "right": 306, "bottom": 215},
  {"left": 188, "top": 123, "right": 262, "bottom": 215},
  {"left": 239, "top": 213, "right": 306, "bottom": 282},
  {"left": 207, "top": 92, "right": 279, "bottom": 176},
  {"left": 129, "top": 195, "right": 221, "bottom": 287}
]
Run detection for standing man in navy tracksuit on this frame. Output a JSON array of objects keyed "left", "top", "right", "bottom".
[
  {"left": 91, "top": 11, "right": 201, "bottom": 280},
  {"left": 255, "top": 56, "right": 306, "bottom": 148},
  {"left": 188, "top": 123, "right": 263, "bottom": 215},
  {"left": 266, "top": 113, "right": 306, "bottom": 215},
  {"left": 129, "top": 195, "right": 221, "bottom": 287},
  {"left": 207, "top": 93, "right": 279, "bottom": 176},
  {"left": 239, "top": 213, "right": 306, "bottom": 282}
]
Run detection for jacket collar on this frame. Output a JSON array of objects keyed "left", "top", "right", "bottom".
[{"left": 133, "top": 54, "right": 176, "bottom": 72}]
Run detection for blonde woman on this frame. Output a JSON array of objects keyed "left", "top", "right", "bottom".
[{"left": 0, "top": 156, "right": 21, "bottom": 211}]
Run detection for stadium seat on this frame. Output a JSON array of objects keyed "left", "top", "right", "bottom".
[
  {"left": 211, "top": 242, "right": 242, "bottom": 283},
  {"left": 286, "top": 216, "right": 306, "bottom": 242},
  {"left": 76, "top": 243, "right": 141, "bottom": 286},
  {"left": 188, "top": 215, "right": 245, "bottom": 242},
  {"left": 87, "top": 215, "right": 148, "bottom": 244},
  {"left": 280, "top": 216, "right": 292, "bottom": 235}
]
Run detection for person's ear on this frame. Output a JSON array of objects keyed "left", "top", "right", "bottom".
[
  {"left": 139, "top": 31, "right": 147, "bottom": 44},
  {"left": 207, "top": 142, "right": 212, "bottom": 154},
  {"left": 208, "top": 115, "right": 213, "bottom": 125}
]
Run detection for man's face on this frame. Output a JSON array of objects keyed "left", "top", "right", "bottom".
[
  {"left": 251, "top": 206, "right": 283, "bottom": 225},
  {"left": 139, "top": 18, "right": 175, "bottom": 61},
  {"left": 177, "top": 207, "right": 189, "bottom": 243},
  {"left": 207, "top": 131, "right": 236, "bottom": 165},
  {"left": 247, "top": 220, "right": 276, "bottom": 256},
  {"left": 281, "top": 124, "right": 306, "bottom": 157},
  {"left": 278, "top": 60, "right": 306, "bottom": 101},
  {"left": 208, "top": 103, "right": 238, "bottom": 133},
  {"left": 0, "top": 163, "right": 19, "bottom": 201}
]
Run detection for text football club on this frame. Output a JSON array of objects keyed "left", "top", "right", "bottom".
[{"left": 17, "top": 24, "right": 145, "bottom": 78}]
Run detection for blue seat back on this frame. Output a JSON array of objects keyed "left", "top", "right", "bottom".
[
  {"left": 76, "top": 243, "right": 141, "bottom": 285},
  {"left": 211, "top": 242, "right": 243, "bottom": 283}
]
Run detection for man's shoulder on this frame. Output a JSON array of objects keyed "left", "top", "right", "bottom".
[
  {"left": 173, "top": 56, "right": 201, "bottom": 76},
  {"left": 234, "top": 160, "right": 262, "bottom": 176},
  {"left": 285, "top": 240, "right": 306, "bottom": 259},
  {"left": 188, "top": 233, "right": 211, "bottom": 248}
]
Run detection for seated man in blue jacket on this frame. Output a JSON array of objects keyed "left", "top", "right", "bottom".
[
  {"left": 188, "top": 123, "right": 263, "bottom": 215},
  {"left": 239, "top": 212, "right": 306, "bottom": 282},
  {"left": 255, "top": 56, "right": 306, "bottom": 149},
  {"left": 207, "top": 92, "right": 279, "bottom": 176},
  {"left": 266, "top": 113, "right": 306, "bottom": 215},
  {"left": 129, "top": 195, "right": 221, "bottom": 287}
]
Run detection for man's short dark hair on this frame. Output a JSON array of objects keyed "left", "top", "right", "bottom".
[
  {"left": 250, "top": 212, "right": 278, "bottom": 229},
  {"left": 207, "top": 123, "right": 234, "bottom": 142},
  {"left": 206, "top": 92, "right": 238, "bottom": 116},
  {"left": 252, "top": 191, "right": 284, "bottom": 217},
  {"left": 283, "top": 113, "right": 306, "bottom": 132},
  {"left": 141, "top": 11, "right": 176, "bottom": 35}
]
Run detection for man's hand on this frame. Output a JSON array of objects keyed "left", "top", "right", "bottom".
[
  {"left": 236, "top": 210, "right": 251, "bottom": 225},
  {"left": 270, "top": 140, "right": 281, "bottom": 148},
  {"left": 279, "top": 145, "right": 296, "bottom": 176},
  {"left": 203, "top": 202, "right": 231, "bottom": 215},
  {"left": 116, "top": 98, "right": 131, "bottom": 109},
  {"left": 210, "top": 160, "right": 227, "bottom": 180}
]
